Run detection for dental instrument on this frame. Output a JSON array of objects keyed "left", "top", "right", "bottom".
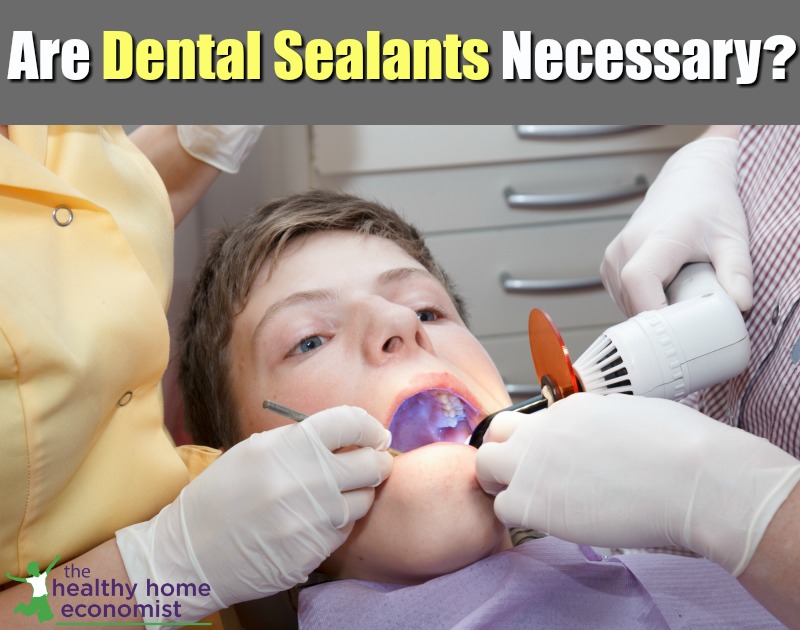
[
  {"left": 470, "top": 262, "right": 751, "bottom": 447},
  {"left": 263, "top": 400, "right": 402, "bottom": 456},
  {"left": 262, "top": 399, "right": 308, "bottom": 422}
]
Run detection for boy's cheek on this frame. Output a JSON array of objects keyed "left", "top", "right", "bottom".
[
  {"left": 320, "top": 443, "right": 508, "bottom": 584},
  {"left": 239, "top": 412, "right": 294, "bottom": 437}
]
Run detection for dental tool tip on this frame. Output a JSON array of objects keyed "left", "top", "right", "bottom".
[{"left": 263, "top": 400, "right": 308, "bottom": 422}]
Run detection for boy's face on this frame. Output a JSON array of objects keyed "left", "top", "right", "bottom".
[
  {"left": 230, "top": 230, "right": 511, "bottom": 440},
  {"left": 228, "top": 230, "right": 515, "bottom": 583}
]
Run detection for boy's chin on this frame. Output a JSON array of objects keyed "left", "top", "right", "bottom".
[{"left": 319, "top": 441, "right": 511, "bottom": 585}]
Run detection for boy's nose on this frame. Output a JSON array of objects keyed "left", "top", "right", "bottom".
[
  {"left": 382, "top": 336, "right": 403, "bottom": 353},
  {"left": 361, "top": 299, "right": 433, "bottom": 365}
]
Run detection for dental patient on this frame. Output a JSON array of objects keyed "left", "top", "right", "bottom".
[
  {"left": 178, "top": 190, "right": 784, "bottom": 628},
  {"left": 179, "top": 190, "right": 515, "bottom": 585}
]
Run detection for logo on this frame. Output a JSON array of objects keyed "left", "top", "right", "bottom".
[
  {"left": 6, "top": 554, "right": 60, "bottom": 623},
  {"left": 7, "top": 555, "right": 213, "bottom": 626}
]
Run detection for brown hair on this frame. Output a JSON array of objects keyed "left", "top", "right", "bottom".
[{"left": 178, "top": 189, "right": 467, "bottom": 449}]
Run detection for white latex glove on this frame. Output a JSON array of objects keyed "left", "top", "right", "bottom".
[
  {"left": 116, "top": 406, "right": 392, "bottom": 622},
  {"left": 476, "top": 393, "right": 800, "bottom": 576},
  {"left": 601, "top": 136, "right": 753, "bottom": 316},
  {"left": 177, "top": 125, "right": 264, "bottom": 173}
]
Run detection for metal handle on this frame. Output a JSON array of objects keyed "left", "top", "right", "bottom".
[
  {"left": 501, "top": 272, "right": 604, "bottom": 294},
  {"left": 504, "top": 175, "right": 648, "bottom": 209},
  {"left": 505, "top": 383, "right": 540, "bottom": 397},
  {"left": 470, "top": 394, "right": 547, "bottom": 448},
  {"left": 515, "top": 125, "right": 653, "bottom": 138}
]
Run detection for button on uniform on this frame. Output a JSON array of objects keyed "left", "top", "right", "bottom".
[
  {"left": 117, "top": 391, "right": 133, "bottom": 407},
  {"left": 52, "top": 205, "right": 73, "bottom": 227},
  {"left": 771, "top": 303, "right": 781, "bottom": 325}
]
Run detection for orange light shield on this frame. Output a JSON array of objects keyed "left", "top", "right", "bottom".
[{"left": 528, "top": 309, "right": 578, "bottom": 400}]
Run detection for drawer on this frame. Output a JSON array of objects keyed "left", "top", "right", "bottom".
[
  {"left": 315, "top": 150, "right": 673, "bottom": 234},
  {"left": 312, "top": 125, "right": 704, "bottom": 175},
  {"left": 427, "top": 219, "right": 627, "bottom": 337},
  {"left": 481, "top": 325, "right": 611, "bottom": 399}
]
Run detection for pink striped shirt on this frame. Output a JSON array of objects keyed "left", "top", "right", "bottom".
[{"left": 687, "top": 125, "right": 800, "bottom": 458}]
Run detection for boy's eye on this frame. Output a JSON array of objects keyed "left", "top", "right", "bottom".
[
  {"left": 293, "top": 335, "right": 327, "bottom": 355},
  {"left": 416, "top": 309, "right": 440, "bottom": 323}
]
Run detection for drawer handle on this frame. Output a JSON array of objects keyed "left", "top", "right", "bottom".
[
  {"left": 515, "top": 125, "right": 653, "bottom": 138},
  {"left": 501, "top": 272, "right": 604, "bottom": 294},
  {"left": 504, "top": 175, "right": 648, "bottom": 209},
  {"left": 505, "top": 383, "right": 540, "bottom": 397}
]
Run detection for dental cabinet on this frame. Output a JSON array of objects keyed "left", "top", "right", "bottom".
[{"left": 308, "top": 125, "right": 705, "bottom": 399}]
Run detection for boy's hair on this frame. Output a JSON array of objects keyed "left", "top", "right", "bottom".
[{"left": 179, "top": 189, "right": 467, "bottom": 449}]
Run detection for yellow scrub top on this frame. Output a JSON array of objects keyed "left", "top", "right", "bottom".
[{"left": 0, "top": 126, "right": 216, "bottom": 579}]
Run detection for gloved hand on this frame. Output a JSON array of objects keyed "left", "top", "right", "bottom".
[
  {"left": 116, "top": 406, "right": 392, "bottom": 622},
  {"left": 476, "top": 393, "right": 800, "bottom": 576},
  {"left": 601, "top": 135, "right": 753, "bottom": 316},
  {"left": 176, "top": 125, "right": 264, "bottom": 173}
]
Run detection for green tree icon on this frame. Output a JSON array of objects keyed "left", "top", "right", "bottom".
[{"left": 6, "top": 555, "right": 60, "bottom": 623}]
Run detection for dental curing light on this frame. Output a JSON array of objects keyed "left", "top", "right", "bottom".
[{"left": 470, "top": 263, "right": 751, "bottom": 447}]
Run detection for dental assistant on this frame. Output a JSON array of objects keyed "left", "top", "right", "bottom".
[
  {"left": 476, "top": 125, "right": 800, "bottom": 629},
  {"left": 0, "top": 125, "right": 392, "bottom": 627}
]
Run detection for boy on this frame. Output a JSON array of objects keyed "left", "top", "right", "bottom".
[
  {"left": 179, "top": 189, "right": 515, "bottom": 584},
  {"left": 179, "top": 190, "right": 783, "bottom": 628}
]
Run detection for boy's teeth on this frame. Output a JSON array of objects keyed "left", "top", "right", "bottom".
[
  {"left": 435, "top": 391, "right": 466, "bottom": 425},
  {"left": 436, "top": 391, "right": 462, "bottom": 410},
  {"left": 387, "top": 388, "right": 479, "bottom": 452}
]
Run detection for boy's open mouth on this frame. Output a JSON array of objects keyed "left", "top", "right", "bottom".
[{"left": 387, "top": 388, "right": 481, "bottom": 452}]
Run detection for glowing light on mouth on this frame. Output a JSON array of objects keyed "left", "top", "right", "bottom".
[{"left": 387, "top": 388, "right": 480, "bottom": 452}]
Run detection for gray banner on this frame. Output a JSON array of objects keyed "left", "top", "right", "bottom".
[{"left": 2, "top": 0, "right": 798, "bottom": 122}]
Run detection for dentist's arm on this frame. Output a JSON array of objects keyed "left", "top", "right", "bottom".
[
  {"left": 116, "top": 406, "right": 392, "bottom": 623},
  {"left": 130, "top": 125, "right": 263, "bottom": 226},
  {"left": 476, "top": 393, "right": 800, "bottom": 630},
  {"left": 1, "top": 407, "right": 391, "bottom": 627},
  {"left": 601, "top": 125, "right": 753, "bottom": 316},
  {"left": 740, "top": 482, "right": 800, "bottom": 629}
]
